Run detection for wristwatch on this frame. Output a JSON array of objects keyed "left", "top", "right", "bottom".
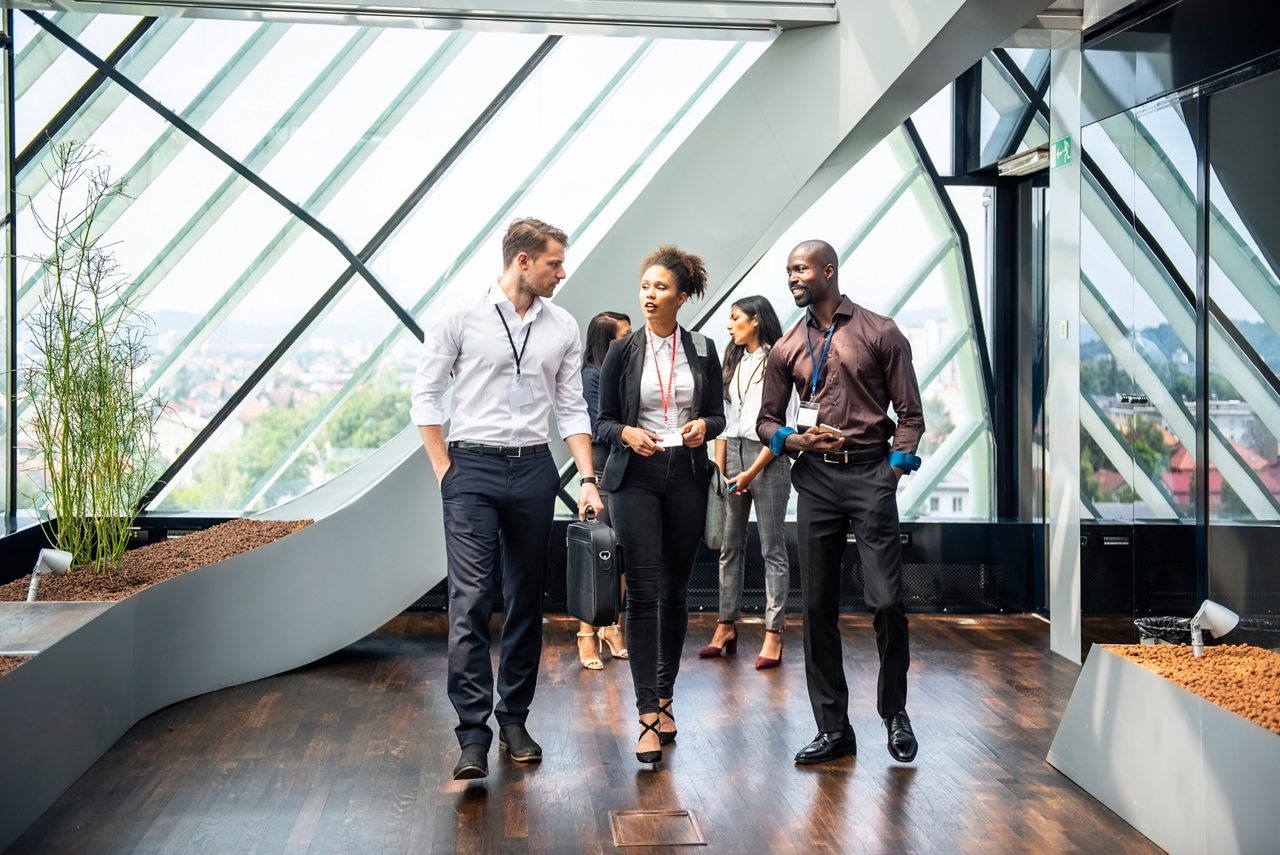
[{"left": 579, "top": 475, "right": 600, "bottom": 486}]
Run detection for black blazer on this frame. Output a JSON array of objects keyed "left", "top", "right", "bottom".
[{"left": 594, "top": 327, "right": 726, "bottom": 492}]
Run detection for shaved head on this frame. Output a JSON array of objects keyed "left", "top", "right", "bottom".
[
  {"left": 792, "top": 240, "right": 837, "bottom": 271},
  {"left": 786, "top": 239, "right": 839, "bottom": 310}
]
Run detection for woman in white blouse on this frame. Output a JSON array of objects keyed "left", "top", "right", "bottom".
[
  {"left": 595, "top": 245, "right": 725, "bottom": 765},
  {"left": 699, "top": 296, "right": 794, "bottom": 668}
]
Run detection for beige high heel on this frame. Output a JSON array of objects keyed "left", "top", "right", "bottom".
[
  {"left": 577, "top": 631, "right": 604, "bottom": 670},
  {"left": 598, "top": 624, "right": 629, "bottom": 659}
]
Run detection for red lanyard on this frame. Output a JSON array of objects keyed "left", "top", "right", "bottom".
[{"left": 647, "top": 327, "right": 679, "bottom": 427}]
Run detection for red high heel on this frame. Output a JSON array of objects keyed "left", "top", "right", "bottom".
[
  {"left": 755, "top": 629, "right": 783, "bottom": 670},
  {"left": 698, "top": 620, "right": 738, "bottom": 657}
]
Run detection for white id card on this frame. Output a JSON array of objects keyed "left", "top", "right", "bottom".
[
  {"left": 797, "top": 402, "right": 819, "bottom": 430},
  {"left": 655, "top": 430, "right": 684, "bottom": 448},
  {"left": 508, "top": 377, "right": 534, "bottom": 409}
]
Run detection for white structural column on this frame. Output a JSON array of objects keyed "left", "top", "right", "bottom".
[
  {"left": 555, "top": 0, "right": 1051, "bottom": 324},
  {"left": 1046, "top": 29, "right": 1082, "bottom": 663}
]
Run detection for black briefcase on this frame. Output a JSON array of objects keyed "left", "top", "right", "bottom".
[{"left": 565, "top": 511, "right": 621, "bottom": 627}]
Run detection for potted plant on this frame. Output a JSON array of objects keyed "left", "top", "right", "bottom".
[{"left": 21, "top": 140, "right": 161, "bottom": 573}]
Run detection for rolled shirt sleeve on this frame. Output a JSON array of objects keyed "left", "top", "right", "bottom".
[
  {"left": 552, "top": 315, "right": 592, "bottom": 439},
  {"left": 879, "top": 322, "right": 925, "bottom": 454},
  {"left": 755, "top": 345, "right": 792, "bottom": 449},
  {"left": 410, "top": 308, "right": 462, "bottom": 426}
]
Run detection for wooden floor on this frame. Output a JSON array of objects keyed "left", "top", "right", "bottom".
[{"left": 12, "top": 614, "right": 1160, "bottom": 854}]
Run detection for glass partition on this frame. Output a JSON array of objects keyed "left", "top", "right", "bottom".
[{"left": 1207, "top": 68, "right": 1280, "bottom": 619}]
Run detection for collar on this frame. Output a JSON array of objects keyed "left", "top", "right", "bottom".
[
  {"left": 487, "top": 283, "right": 544, "bottom": 324},
  {"left": 805, "top": 295, "right": 855, "bottom": 329},
  {"left": 646, "top": 326, "right": 679, "bottom": 349}
]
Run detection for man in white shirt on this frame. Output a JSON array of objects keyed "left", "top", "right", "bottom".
[{"left": 411, "top": 218, "right": 602, "bottom": 780}]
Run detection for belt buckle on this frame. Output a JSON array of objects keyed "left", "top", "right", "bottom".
[
  {"left": 504, "top": 446, "right": 522, "bottom": 458},
  {"left": 821, "top": 451, "right": 845, "bottom": 465}
]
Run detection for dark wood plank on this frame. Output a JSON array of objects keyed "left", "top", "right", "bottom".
[{"left": 9, "top": 613, "right": 1161, "bottom": 854}]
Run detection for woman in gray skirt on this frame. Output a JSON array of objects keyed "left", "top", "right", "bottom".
[{"left": 699, "top": 296, "right": 794, "bottom": 668}]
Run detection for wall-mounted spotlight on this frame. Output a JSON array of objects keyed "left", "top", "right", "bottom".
[
  {"left": 27, "top": 549, "right": 73, "bottom": 602},
  {"left": 1190, "top": 599, "right": 1239, "bottom": 658}
]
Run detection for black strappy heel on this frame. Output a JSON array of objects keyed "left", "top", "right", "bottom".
[
  {"left": 636, "top": 716, "right": 663, "bottom": 765},
  {"left": 657, "top": 699, "right": 677, "bottom": 746}
]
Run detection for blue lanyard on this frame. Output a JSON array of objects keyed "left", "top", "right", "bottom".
[{"left": 804, "top": 322, "right": 836, "bottom": 401}]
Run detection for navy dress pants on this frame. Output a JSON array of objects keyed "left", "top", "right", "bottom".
[{"left": 440, "top": 448, "right": 559, "bottom": 748}]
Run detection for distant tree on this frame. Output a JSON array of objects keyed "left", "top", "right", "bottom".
[
  {"left": 917, "top": 396, "right": 954, "bottom": 457},
  {"left": 1080, "top": 355, "right": 1125, "bottom": 400},
  {"left": 160, "top": 399, "right": 321, "bottom": 510},
  {"left": 1123, "top": 418, "right": 1169, "bottom": 475},
  {"left": 1218, "top": 481, "right": 1252, "bottom": 520},
  {"left": 322, "top": 385, "right": 410, "bottom": 452}
]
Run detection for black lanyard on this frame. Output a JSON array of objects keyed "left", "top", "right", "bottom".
[{"left": 495, "top": 305, "right": 533, "bottom": 380}]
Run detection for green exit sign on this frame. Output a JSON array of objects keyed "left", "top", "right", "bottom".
[{"left": 1051, "top": 135, "right": 1073, "bottom": 170}]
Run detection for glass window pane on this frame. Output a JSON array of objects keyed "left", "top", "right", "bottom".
[
  {"left": 979, "top": 54, "right": 1031, "bottom": 166},
  {"left": 153, "top": 282, "right": 406, "bottom": 511},
  {"left": 316, "top": 31, "right": 545, "bottom": 249},
  {"left": 1208, "top": 70, "right": 1280, "bottom": 526},
  {"left": 701, "top": 128, "right": 994, "bottom": 520},
  {"left": 13, "top": 13, "right": 145, "bottom": 148},
  {"left": 911, "top": 82, "right": 952, "bottom": 176}
]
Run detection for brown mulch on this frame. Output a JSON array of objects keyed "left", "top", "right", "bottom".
[
  {"left": 0, "top": 656, "right": 31, "bottom": 677},
  {"left": 1104, "top": 643, "right": 1280, "bottom": 735},
  {"left": 0, "top": 519, "right": 312, "bottom": 603}
]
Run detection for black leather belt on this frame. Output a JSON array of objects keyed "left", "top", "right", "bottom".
[
  {"left": 449, "top": 441, "right": 550, "bottom": 458},
  {"left": 816, "top": 444, "right": 888, "bottom": 465}
]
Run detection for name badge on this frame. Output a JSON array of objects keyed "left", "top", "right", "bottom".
[
  {"left": 508, "top": 377, "right": 534, "bottom": 409},
  {"left": 655, "top": 430, "right": 684, "bottom": 448},
  {"left": 797, "top": 402, "right": 819, "bottom": 430}
]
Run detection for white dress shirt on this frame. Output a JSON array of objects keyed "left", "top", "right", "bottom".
[
  {"left": 410, "top": 284, "right": 591, "bottom": 445},
  {"left": 723, "top": 346, "right": 797, "bottom": 441},
  {"left": 638, "top": 327, "right": 695, "bottom": 432}
]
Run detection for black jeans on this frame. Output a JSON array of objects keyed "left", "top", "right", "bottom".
[
  {"left": 609, "top": 446, "right": 707, "bottom": 715},
  {"left": 440, "top": 448, "right": 559, "bottom": 748},
  {"left": 792, "top": 453, "right": 909, "bottom": 730}
]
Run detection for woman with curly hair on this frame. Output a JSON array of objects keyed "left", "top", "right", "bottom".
[{"left": 594, "top": 245, "right": 725, "bottom": 765}]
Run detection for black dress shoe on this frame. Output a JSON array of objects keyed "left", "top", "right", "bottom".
[
  {"left": 453, "top": 744, "right": 488, "bottom": 780},
  {"left": 884, "top": 711, "right": 918, "bottom": 762},
  {"left": 794, "top": 726, "right": 857, "bottom": 765},
  {"left": 498, "top": 724, "right": 543, "bottom": 763}
]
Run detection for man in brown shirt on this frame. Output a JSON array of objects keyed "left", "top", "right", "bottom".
[{"left": 756, "top": 239, "right": 925, "bottom": 765}]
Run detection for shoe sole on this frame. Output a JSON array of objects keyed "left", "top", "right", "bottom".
[
  {"left": 793, "top": 746, "right": 857, "bottom": 765},
  {"left": 498, "top": 740, "right": 542, "bottom": 763},
  {"left": 453, "top": 763, "right": 487, "bottom": 780}
]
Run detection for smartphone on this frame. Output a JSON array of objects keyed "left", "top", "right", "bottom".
[{"left": 816, "top": 424, "right": 843, "bottom": 438}]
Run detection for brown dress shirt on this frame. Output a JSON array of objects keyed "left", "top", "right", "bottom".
[{"left": 756, "top": 295, "right": 925, "bottom": 454}]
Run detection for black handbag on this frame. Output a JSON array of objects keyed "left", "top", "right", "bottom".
[{"left": 565, "top": 509, "right": 622, "bottom": 627}]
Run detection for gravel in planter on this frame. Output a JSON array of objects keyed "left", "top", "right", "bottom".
[
  {"left": 0, "top": 519, "right": 312, "bottom": 603},
  {"left": 0, "top": 656, "right": 31, "bottom": 678},
  {"left": 1103, "top": 643, "right": 1280, "bottom": 735}
]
